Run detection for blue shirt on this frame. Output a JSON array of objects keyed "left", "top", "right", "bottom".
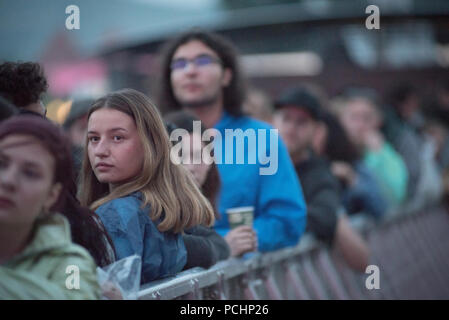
[
  {"left": 213, "top": 112, "right": 307, "bottom": 252},
  {"left": 95, "top": 192, "right": 187, "bottom": 284}
]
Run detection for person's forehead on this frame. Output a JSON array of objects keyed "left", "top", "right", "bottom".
[
  {"left": 172, "top": 40, "right": 219, "bottom": 59},
  {"left": 347, "top": 98, "right": 376, "bottom": 113},
  {"left": 0, "top": 134, "right": 40, "bottom": 147},
  {"left": 0, "top": 134, "right": 54, "bottom": 166},
  {"left": 88, "top": 108, "right": 135, "bottom": 131}
]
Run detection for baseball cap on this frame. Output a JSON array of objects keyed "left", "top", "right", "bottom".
[{"left": 274, "top": 86, "right": 322, "bottom": 120}]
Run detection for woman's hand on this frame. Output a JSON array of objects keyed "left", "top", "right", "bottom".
[
  {"left": 225, "top": 225, "right": 258, "bottom": 257},
  {"left": 101, "top": 281, "right": 123, "bottom": 300}
]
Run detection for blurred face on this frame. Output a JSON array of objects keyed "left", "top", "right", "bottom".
[
  {"left": 0, "top": 134, "right": 61, "bottom": 228},
  {"left": 273, "top": 106, "right": 317, "bottom": 158},
  {"left": 243, "top": 92, "right": 272, "bottom": 123},
  {"left": 170, "top": 40, "right": 232, "bottom": 108},
  {"left": 87, "top": 108, "right": 144, "bottom": 188},
  {"left": 339, "top": 98, "right": 380, "bottom": 147},
  {"left": 181, "top": 132, "right": 211, "bottom": 187}
]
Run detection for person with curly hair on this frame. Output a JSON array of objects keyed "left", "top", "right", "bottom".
[{"left": 0, "top": 61, "right": 48, "bottom": 116}]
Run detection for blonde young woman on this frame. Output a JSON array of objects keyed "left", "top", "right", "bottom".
[{"left": 79, "top": 89, "right": 214, "bottom": 283}]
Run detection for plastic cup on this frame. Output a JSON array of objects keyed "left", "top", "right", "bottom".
[{"left": 226, "top": 206, "right": 254, "bottom": 229}]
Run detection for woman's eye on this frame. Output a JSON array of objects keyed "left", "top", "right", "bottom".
[
  {"left": 88, "top": 136, "right": 99, "bottom": 142},
  {"left": 23, "top": 169, "right": 40, "bottom": 179},
  {"left": 113, "top": 136, "right": 123, "bottom": 142}
]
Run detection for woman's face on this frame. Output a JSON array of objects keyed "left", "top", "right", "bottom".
[
  {"left": 0, "top": 134, "right": 61, "bottom": 227},
  {"left": 181, "top": 132, "right": 211, "bottom": 187},
  {"left": 87, "top": 108, "right": 144, "bottom": 188}
]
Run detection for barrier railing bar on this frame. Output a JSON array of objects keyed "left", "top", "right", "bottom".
[
  {"left": 316, "top": 250, "right": 350, "bottom": 300},
  {"left": 138, "top": 208, "right": 448, "bottom": 300}
]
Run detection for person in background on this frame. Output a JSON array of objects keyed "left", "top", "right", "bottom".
[
  {"left": 423, "top": 81, "right": 449, "bottom": 210},
  {"left": 0, "top": 80, "right": 114, "bottom": 267},
  {"left": 424, "top": 117, "right": 449, "bottom": 172},
  {"left": 332, "top": 90, "right": 408, "bottom": 212},
  {"left": 79, "top": 88, "right": 215, "bottom": 283},
  {"left": 424, "top": 117, "right": 449, "bottom": 210},
  {"left": 63, "top": 99, "right": 94, "bottom": 179},
  {"left": 383, "top": 83, "right": 442, "bottom": 212},
  {"left": 243, "top": 87, "right": 274, "bottom": 124},
  {"left": 157, "top": 29, "right": 307, "bottom": 254},
  {"left": 273, "top": 86, "right": 369, "bottom": 271},
  {"left": 424, "top": 79, "right": 449, "bottom": 129},
  {"left": 0, "top": 61, "right": 48, "bottom": 116},
  {"left": 313, "top": 108, "right": 388, "bottom": 219},
  {"left": 164, "top": 111, "right": 231, "bottom": 267},
  {"left": 0, "top": 116, "right": 100, "bottom": 299}
]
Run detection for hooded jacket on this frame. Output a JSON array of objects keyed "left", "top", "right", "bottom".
[{"left": 0, "top": 214, "right": 101, "bottom": 299}]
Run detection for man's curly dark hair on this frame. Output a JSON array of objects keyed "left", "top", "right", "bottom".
[{"left": 0, "top": 61, "right": 48, "bottom": 108}]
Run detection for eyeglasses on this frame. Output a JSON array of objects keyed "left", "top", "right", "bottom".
[{"left": 170, "top": 54, "right": 221, "bottom": 71}]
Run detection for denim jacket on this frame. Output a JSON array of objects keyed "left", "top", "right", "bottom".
[{"left": 95, "top": 192, "right": 186, "bottom": 284}]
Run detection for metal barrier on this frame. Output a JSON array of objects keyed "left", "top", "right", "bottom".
[{"left": 138, "top": 206, "right": 449, "bottom": 300}]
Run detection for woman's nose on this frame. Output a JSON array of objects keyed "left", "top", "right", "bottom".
[
  {"left": 0, "top": 167, "right": 18, "bottom": 192},
  {"left": 94, "top": 139, "right": 110, "bottom": 157}
]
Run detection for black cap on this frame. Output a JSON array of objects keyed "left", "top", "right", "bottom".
[{"left": 274, "top": 86, "right": 322, "bottom": 120}]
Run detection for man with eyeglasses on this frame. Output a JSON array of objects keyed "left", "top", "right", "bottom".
[{"left": 157, "top": 30, "right": 307, "bottom": 256}]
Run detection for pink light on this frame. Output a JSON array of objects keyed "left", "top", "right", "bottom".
[{"left": 46, "top": 59, "right": 107, "bottom": 96}]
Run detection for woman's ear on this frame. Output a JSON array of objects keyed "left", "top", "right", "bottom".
[
  {"left": 221, "top": 68, "right": 233, "bottom": 87},
  {"left": 44, "top": 182, "right": 63, "bottom": 212}
]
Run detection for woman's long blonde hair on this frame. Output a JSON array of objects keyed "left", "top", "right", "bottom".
[{"left": 79, "top": 88, "right": 215, "bottom": 233}]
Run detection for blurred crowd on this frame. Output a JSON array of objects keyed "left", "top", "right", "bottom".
[{"left": 0, "top": 29, "right": 447, "bottom": 299}]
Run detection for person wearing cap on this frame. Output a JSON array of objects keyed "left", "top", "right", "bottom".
[{"left": 273, "top": 86, "right": 369, "bottom": 271}]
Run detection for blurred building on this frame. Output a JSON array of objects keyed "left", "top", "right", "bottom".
[{"left": 1, "top": 0, "right": 449, "bottom": 101}]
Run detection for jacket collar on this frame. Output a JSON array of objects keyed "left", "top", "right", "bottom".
[{"left": 4, "top": 213, "right": 72, "bottom": 266}]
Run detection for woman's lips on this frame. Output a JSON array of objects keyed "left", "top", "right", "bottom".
[
  {"left": 95, "top": 163, "right": 114, "bottom": 172},
  {"left": 0, "top": 196, "right": 15, "bottom": 208}
]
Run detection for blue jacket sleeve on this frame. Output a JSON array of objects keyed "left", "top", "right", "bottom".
[
  {"left": 96, "top": 199, "right": 144, "bottom": 260},
  {"left": 254, "top": 135, "right": 307, "bottom": 252},
  {"left": 96, "top": 197, "right": 186, "bottom": 284}
]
